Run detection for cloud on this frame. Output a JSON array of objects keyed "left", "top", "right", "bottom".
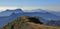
[
  {"left": 0, "top": 6, "right": 60, "bottom": 12},
  {"left": 0, "top": 6, "right": 21, "bottom": 12},
  {"left": 21, "top": 6, "right": 60, "bottom": 11}
]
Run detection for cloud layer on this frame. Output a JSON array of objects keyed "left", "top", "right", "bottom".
[
  {"left": 0, "top": 7, "right": 21, "bottom": 12},
  {"left": 21, "top": 6, "right": 60, "bottom": 12},
  {"left": 0, "top": 6, "right": 60, "bottom": 12}
]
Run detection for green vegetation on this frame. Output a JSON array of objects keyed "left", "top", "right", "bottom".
[{"left": 1, "top": 16, "right": 60, "bottom": 29}]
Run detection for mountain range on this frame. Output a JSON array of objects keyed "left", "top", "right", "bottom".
[{"left": 0, "top": 8, "right": 60, "bottom": 27}]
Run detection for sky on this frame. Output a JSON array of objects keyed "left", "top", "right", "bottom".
[{"left": 0, "top": 0, "right": 60, "bottom": 12}]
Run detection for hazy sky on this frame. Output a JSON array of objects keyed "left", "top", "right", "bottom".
[{"left": 0, "top": 0, "right": 60, "bottom": 11}]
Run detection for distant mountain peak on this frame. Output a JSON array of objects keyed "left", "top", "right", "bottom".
[
  {"left": 24, "top": 9, "right": 48, "bottom": 13},
  {"left": 6, "top": 9, "right": 10, "bottom": 11},
  {"left": 15, "top": 9, "right": 22, "bottom": 11},
  {"left": 0, "top": 8, "right": 23, "bottom": 17}
]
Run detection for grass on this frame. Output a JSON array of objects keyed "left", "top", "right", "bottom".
[
  {"left": 2, "top": 16, "right": 60, "bottom": 29},
  {"left": 27, "top": 22, "right": 60, "bottom": 29}
]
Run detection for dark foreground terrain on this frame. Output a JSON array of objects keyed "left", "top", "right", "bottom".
[{"left": 1, "top": 16, "right": 60, "bottom": 29}]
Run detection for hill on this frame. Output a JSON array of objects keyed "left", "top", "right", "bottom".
[
  {"left": 0, "top": 9, "right": 60, "bottom": 27},
  {"left": 2, "top": 16, "right": 60, "bottom": 29}
]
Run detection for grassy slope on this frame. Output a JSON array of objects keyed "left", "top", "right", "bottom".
[{"left": 2, "top": 16, "right": 60, "bottom": 29}]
